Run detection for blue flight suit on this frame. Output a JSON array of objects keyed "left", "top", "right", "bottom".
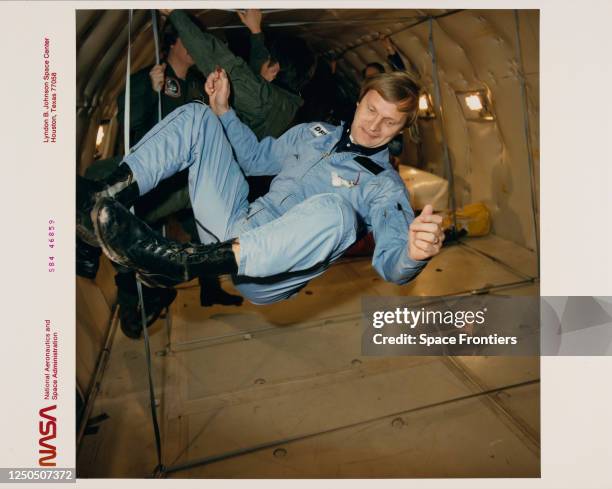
[{"left": 124, "top": 102, "right": 427, "bottom": 304}]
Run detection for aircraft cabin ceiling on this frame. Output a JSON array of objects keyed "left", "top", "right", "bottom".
[{"left": 76, "top": 8, "right": 539, "bottom": 251}]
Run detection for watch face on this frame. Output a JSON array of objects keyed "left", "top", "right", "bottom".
[{"left": 164, "top": 76, "right": 181, "bottom": 98}]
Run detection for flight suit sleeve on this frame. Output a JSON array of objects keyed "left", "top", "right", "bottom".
[
  {"left": 218, "top": 109, "right": 305, "bottom": 176},
  {"left": 169, "top": 10, "right": 277, "bottom": 130},
  {"left": 364, "top": 171, "right": 428, "bottom": 284},
  {"left": 249, "top": 32, "right": 271, "bottom": 75}
]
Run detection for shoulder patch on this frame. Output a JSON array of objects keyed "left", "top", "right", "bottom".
[
  {"left": 164, "top": 76, "right": 181, "bottom": 98},
  {"left": 309, "top": 124, "right": 329, "bottom": 137}
]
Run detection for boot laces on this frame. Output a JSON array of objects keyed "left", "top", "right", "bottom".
[{"left": 141, "top": 235, "right": 191, "bottom": 263}]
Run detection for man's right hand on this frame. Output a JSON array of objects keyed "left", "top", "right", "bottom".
[
  {"left": 149, "top": 63, "right": 167, "bottom": 92},
  {"left": 237, "top": 9, "right": 262, "bottom": 34},
  {"left": 205, "top": 68, "right": 231, "bottom": 116}
]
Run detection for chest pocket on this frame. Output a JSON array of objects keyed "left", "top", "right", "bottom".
[{"left": 327, "top": 155, "right": 386, "bottom": 192}]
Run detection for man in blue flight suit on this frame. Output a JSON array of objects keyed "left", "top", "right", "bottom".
[{"left": 77, "top": 70, "right": 444, "bottom": 304}]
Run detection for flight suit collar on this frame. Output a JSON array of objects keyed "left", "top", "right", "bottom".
[{"left": 308, "top": 121, "right": 391, "bottom": 170}]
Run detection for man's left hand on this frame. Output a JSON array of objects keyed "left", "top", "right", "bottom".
[
  {"left": 260, "top": 59, "right": 280, "bottom": 82},
  {"left": 408, "top": 204, "right": 445, "bottom": 261},
  {"left": 159, "top": 9, "right": 174, "bottom": 17},
  {"left": 205, "top": 68, "right": 231, "bottom": 116}
]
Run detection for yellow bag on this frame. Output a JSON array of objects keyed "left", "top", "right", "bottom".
[{"left": 442, "top": 202, "right": 491, "bottom": 237}]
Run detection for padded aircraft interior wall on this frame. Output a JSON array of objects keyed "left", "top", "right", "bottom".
[{"left": 75, "top": 8, "right": 539, "bottom": 396}]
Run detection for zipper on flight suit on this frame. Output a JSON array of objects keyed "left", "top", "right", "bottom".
[
  {"left": 299, "top": 151, "right": 332, "bottom": 180},
  {"left": 300, "top": 128, "right": 357, "bottom": 180}
]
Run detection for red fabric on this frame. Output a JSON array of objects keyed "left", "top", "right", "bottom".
[{"left": 344, "top": 232, "right": 375, "bottom": 257}]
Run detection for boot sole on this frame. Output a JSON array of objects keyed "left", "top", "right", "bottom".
[
  {"left": 92, "top": 198, "right": 136, "bottom": 270},
  {"left": 135, "top": 271, "right": 180, "bottom": 289},
  {"left": 76, "top": 221, "right": 101, "bottom": 248}
]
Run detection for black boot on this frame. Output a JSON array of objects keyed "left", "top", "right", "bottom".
[
  {"left": 93, "top": 197, "right": 238, "bottom": 288},
  {"left": 115, "top": 271, "right": 177, "bottom": 339},
  {"left": 76, "top": 237, "right": 102, "bottom": 279},
  {"left": 199, "top": 275, "right": 243, "bottom": 307},
  {"left": 77, "top": 163, "right": 140, "bottom": 247}
]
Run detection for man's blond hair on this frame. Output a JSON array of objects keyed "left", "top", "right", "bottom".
[{"left": 359, "top": 71, "right": 421, "bottom": 126}]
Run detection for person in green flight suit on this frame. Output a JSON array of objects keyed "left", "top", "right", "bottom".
[{"left": 161, "top": 8, "right": 316, "bottom": 139}]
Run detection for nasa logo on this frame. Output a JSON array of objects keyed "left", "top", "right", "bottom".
[
  {"left": 164, "top": 77, "right": 181, "bottom": 98},
  {"left": 38, "top": 405, "right": 57, "bottom": 467},
  {"left": 309, "top": 124, "right": 329, "bottom": 137}
]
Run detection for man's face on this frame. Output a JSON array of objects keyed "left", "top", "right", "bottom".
[
  {"left": 350, "top": 90, "right": 409, "bottom": 148},
  {"left": 170, "top": 38, "right": 195, "bottom": 66}
]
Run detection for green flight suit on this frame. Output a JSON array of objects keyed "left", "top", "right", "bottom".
[
  {"left": 168, "top": 10, "right": 303, "bottom": 139},
  {"left": 248, "top": 32, "right": 271, "bottom": 77}
]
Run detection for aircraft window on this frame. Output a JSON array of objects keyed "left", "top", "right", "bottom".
[
  {"left": 456, "top": 90, "right": 494, "bottom": 121},
  {"left": 465, "top": 94, "right": 483, "bottom": 111},
  {"left": 95, "top": 124, "right": 105, "bottom": 148},
  {"left": 418, "top": 93, "right": 435, "bottom": 119}
]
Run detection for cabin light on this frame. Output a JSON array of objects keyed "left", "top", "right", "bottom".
[
  {"left": 95, "top": 125, "right": 105, "bottom": 147},
  {"left": 418, "top": 93, "right": 435, "bottom": 119},
  {"left": 94, "top": 120, "right": 111, "bottom": 158},
  {"left": 456, "top": 90, "right": 494, "bottom": 121},
  {"left": 465, "top": 94, "right": 483, "bottom": 111},
  {"left": 419, "top": 94, "right": 429, "bottom": 110}
]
